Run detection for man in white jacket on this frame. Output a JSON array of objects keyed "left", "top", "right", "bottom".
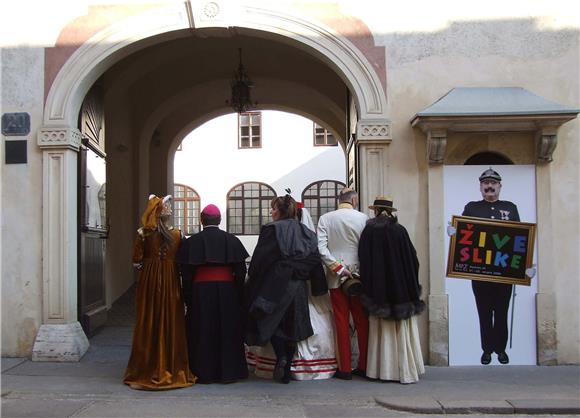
[{"left": 317, "top": 188, "right": 369, "bottom": 380}]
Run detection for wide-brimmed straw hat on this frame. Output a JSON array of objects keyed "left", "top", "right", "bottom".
[{"left": 368, "top": 196, "right": 397, "bottom": 212}]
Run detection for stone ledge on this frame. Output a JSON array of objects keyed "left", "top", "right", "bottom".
[
  {"left": 508, "top": 399, "right": 580, "bottom": 415},
  {"left": 440, "top": 400, "right": 514, "bottom": 414},
  {"left": 374, "top": 396, "right": 443, "bottom": 414},
  {"left": 375, "top": 397, "right": 580, "bottom": 415}
]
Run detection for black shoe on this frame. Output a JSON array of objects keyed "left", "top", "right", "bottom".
[
  {"left": 497, "top": 352, "right": 509, "bottom": 364},
  {"left": 352, "top": 368, "right": 366, "bottom": 378},
  {"left": 481, "top": 352, "right": 492, "bottom": 365},
  {"left": 333, "top": 370, "right": 352, "bottom": 380},
  {"left": 273, "top": 357, "right": 287, "bottom": 381}
]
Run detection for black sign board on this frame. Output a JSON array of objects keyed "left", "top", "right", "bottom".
[
  {"left": 447, "top": 215, "right": 536, "bottom": 286},
  {"left": 5, "top": 140, "right": 27, "bottom": 164},
  {"left": 2, "top": 113, "right": 30, "bottom": 136}
]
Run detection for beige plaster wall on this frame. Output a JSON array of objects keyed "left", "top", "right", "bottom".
[
  {"left": 1, "top": 47, "right": 44, "bottom": 356},
  {"left": 361, "top": 7, "right": 579, "bottom": 363}
]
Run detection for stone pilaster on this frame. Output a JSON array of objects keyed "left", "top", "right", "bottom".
[
  {"left": 32, "top": 126, "right": 89, "bottom": 362},
  {"left": 535, "top": 163, "right": 557, "bottom": 365},
  {"left": 427, "top": 164, "right": 449, "bottom": 365},
  {"left": 355, "top": 119, "right": 392, "bottom": 210}
]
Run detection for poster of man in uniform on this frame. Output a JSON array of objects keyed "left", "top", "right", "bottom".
[{"left": 444, "top": 165, "right": 538, "bottom": 366}]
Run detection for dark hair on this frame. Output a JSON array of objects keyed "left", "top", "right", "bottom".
[
  {"left": 375, "top": 207, "right": 398, "bottom": 221},
  {"left": 201, "top": 213, "right": 221, "bottom": 226},
  {"left": 271, "top": 195, "right": 297, "bottom": 220}
]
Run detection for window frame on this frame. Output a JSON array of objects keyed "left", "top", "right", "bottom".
[
  {"left": 226, "top": 181, "right": 276, "bottom": 235},
  {"left": 173, "top": 183, "right": 201, "bottom": 236},
  {"left": 238, "top": 111, "right": 262, "bottom": 149},
  {"left": 313, "top": 123, "right": 337, "bottom": 147},
  {"left": 301, "top": 180, "right": 346, "bottom": 226}
]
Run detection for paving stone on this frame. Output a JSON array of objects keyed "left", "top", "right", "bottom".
[
  {"left": 1, "top": 358, "right": 26, "bottom": 373},
  {"left": 1, "top": 398, "right": 90, "bottom": 417}
]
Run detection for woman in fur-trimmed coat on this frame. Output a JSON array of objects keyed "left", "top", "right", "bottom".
[{"left": 358, "top": 197, "right": 425, "bottom": 384}]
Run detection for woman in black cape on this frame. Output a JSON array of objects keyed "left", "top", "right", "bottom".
[{"left": 244, "top": 195, "right": 327, "bottom": 383}]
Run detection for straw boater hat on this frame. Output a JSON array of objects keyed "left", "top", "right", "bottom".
[{"left": 368, "top": 196, "right": 397, "bottom": 212}]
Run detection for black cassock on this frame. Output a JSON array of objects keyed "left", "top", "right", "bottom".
[
  {"left": 358, "top": 216, "right": 425, "bottom": 320},
  {"left": 244, "top": 219, "right": 327, "bottom": 346},
  {"left": 177, "top": 226, "right": 249, "bottom": 383}
]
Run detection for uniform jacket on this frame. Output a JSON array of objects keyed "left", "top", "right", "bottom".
[
  {"left": 462, "top": 200, "right": 520, "bottom": 222},
  {"left": 317, "top": 203, "right": 369, "bottom": 289}
]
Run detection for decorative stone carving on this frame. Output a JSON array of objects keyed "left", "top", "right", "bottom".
[
  {"left": 427, "top": 129, "right": 447, "bottom": 164},
  {"left": 536, "top": 130, "right": 558, "bottom": 163},
  {"left": 32, "top": 323, "right": 89, "bottom": 362},
  {"left": 38, "top": 127, "right": 82, "bottom": 151},
  {"left": 356, "top": 119, "right": 392, "bottom": 143},
  {"left": 203, "top": 2, "right": 220, "bottom": 19}
]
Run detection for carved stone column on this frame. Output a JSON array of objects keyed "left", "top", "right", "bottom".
[
  {"left": 33, "top": 126, "right": 89, "bottom": 361},
  {"left": 355, "top": 119, "right": 392, "bottom": 210}
]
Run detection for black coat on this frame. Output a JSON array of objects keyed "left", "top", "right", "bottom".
[
  {"left": 177, "top": 226, "right": 249, "bottom": 300},
  {"left": 358, "top": 215, "right": 425, "bottom": 320},
  {"left": 244, "top": 219, "right": 327, "bottom": 346}
]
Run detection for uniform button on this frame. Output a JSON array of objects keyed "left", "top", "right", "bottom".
[
  {"left": 491, "top": 207, "right": 495, "bottom": 210},
  {"left": 491, "top": 216, "right": 495, "bottom": 219}
]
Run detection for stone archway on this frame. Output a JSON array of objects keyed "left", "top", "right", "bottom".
[{"left": 35, "top": 2, "right": 391, "bottom": 360}]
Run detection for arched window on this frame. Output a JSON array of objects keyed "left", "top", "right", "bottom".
[
  {"left": 227, "top": 182, "right": 276, "bottom": 235},
  {"left": 301, "top": 180, "right": 346, "bottom": 226},
  {"left": 173, "top": 184, "right": 200, "bottom": 235},
  {"left": 465, "top": 152, "right": 513, "bottom": 165}
]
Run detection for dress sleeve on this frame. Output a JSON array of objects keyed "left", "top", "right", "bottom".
[{"left": 132, "top": 233, "right": 145, "bottom": 263}]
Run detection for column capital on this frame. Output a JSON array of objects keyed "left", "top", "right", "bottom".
[
  {"left": 38, "top": 126, "right": 82, "bottom": 151},
  {"left": 356, "top": 119, "right": 392, "bottom": 144}
]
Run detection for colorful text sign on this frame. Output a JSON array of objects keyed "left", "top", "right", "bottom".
[{"left": 447, "top": 216, "right": 536, "bottom": 285}]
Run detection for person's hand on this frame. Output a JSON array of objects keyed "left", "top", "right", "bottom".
[
  {"left": 133, "top": 262, "right": 143, "bottom": 270},
  {"left": 339, "top": 267, "right": 353, "bottom": 279},
  {"left": 446, "top": 222, "right": 456, "bottom": 237},
  {"left": 525, "top": 264, "right": 537, "bottom": 278}
]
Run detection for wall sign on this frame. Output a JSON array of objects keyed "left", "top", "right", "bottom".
[
  {"left": 447, "top": 215, "right": 536, "bottom": 285},
  {"left": 2, "top": 113, "right": 30, "bottom": 136}
]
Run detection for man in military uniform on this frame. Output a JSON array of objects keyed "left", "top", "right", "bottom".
[{"left": 462, "top": 168, "right": 519, "bottom": 365}]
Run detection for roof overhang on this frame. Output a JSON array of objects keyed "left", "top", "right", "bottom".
[{"left": 411, "top": 88, "right": 579, "bottom": 164}]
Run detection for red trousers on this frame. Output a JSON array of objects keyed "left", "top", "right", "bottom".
[{"left": 330, "top": 288, "right": 369, "bottom": 372}]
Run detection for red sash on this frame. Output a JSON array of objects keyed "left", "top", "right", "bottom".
[{"left": 193, "top": 265, "right": 233, "bottom": 282}]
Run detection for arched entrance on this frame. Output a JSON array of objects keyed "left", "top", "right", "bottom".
[{"left": 34, "top": 2, "right": 392, "bottom": 359}]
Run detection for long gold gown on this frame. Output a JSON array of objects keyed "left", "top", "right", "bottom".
[{"left": 123, "top": 228, "right": 196, "bottom": 390}]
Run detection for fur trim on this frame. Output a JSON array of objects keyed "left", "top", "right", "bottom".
[
  {"left": 360, "top": 294, "right": 426, "bottom": 320},
  {"left": 148, "top": 194, "right": 157, "bottom": 200}
]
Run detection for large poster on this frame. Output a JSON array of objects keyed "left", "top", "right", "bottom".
[{"left": 444, "top": 165, "right": 537, "bottom": 366}]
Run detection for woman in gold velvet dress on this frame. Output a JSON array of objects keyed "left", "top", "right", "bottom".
[{"left": 123, "top": 194, "right": 196, "bottom": 390}]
